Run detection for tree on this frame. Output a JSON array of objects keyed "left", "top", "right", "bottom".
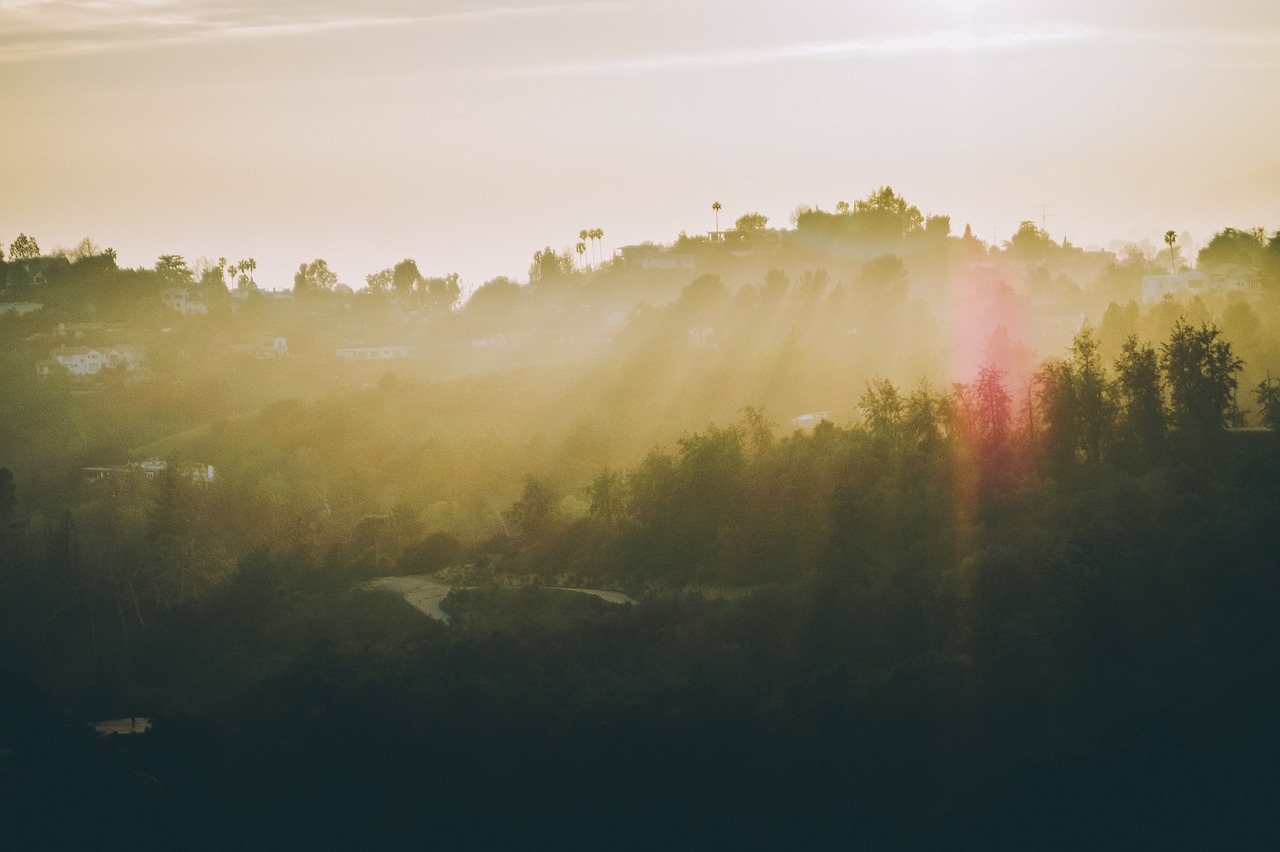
[
  {"left": 904, "top": 380, "right": 948, "bottom": 450},
  {"left": 859, "top": 379, "right": 904, "bottom": 444},
  {"left": 1197, "top": 227, "right": 1266, "bottom": 271},
  {"left": 975, "top": 362, "right": 1012, "bottom": 447},
  {"left": 851, "top": 186, "right": 923, "bottom": 241},
  {"left": 421, "top": 273, "right": 461, "bottom": 313},
  {"left": 504, "top": 476, "right": 562, "bottom": 543},
  {"left": 528, "top": 247, "right": 573, "bottom": 284},
  {"left": 9, "top": 232, "right": 40, "bottom": 260},
  {"left": 232, "top": 258, "right": 257, "bottom": 290},
  {"left": 1164, "top": 230, "right": 1178, "bottom": 273},
  {"left": 576, "top": 241, "right": 587, "bottom": 270},
  {"left": 1034, "top": 359, "right": 1079, "bottom": 469},
  {"left": 739, "top": 406, "right": 775, "bottom": 455},
  {"left": 1254, "top": 374, "right": 1280, "bottom": 429},
  {"left": 586, "top": 469, "right": 624, "bottom": 528},
  {"left": 1113, "top": 335, "right": 1166, "bottom": 459},
  {"left": 589, "top": 228, "right": 604, "bottom": 266},
  {"left": 1161, "top": 319, "right": 1244, "bottom": 440},
  {"left": 734, "top": 212, "right": 768, "bottom": 232},
  {"left": 1032, "top": 326, "right": 1113, "bottom": 467},
  {"left": 1266, "top": 230, "right": 1280, "bottom": 284},
  {"left": 1068, "top": 325, "right": 1111, "bottom": 462},
  {"left": 712, "top": 201, "right": 722, "bottom": 234},
  {"left": 365, "top": 267, "right": 394, "bottom": 296},
  {"left": 466, "top": 276, "right": 522, "bottom": 315},
  {"left": 924, "top": 214, "right": 951, "bottom": 242},
  {"left": 1005, "top": 221, "right": 1056, "bottom": 261},
  {"left": 392, "top": 259, "right": 422, "bottom": 298},
  {"left": 156, "top": 254, "right": 194, "bottom": 287},
  {"left": 293, "top": 258, "right": 338, "bottom": 296}
]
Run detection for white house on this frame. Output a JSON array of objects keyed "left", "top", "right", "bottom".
[
  {"left": 1142, "top": 264, "right": 1262, "bottom": 303},
  {"left": 160, "top": 288, "right": 209, "bottom": 315},
  {"left": 791, "top": 411, "right": 831, "bottom": 429},
  {"left": 132, "top": 460, "right": 215, "bottom": 483},
  {"left": 0, "top": 302, "right": 43, "bottom": 317},
  {"left": 48, "top": 344, "right": 145, "bottom": 376}
]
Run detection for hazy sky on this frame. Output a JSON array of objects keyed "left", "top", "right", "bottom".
[{"left": 3, "top": 0, "right": 1279, "bottom": 292}]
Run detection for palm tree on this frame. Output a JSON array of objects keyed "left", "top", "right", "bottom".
[
  {"left": 1164, "top": 230, "right": 1178, "bottom": 273},
  {"left": 589, "top": 228, "right": 603, "bottom": 266},
  {"left": 576, "top": 241, "right": 587, "bottom": 271},
  {"left": 712, "top": 201, "right": 722, "bottom": 236}
]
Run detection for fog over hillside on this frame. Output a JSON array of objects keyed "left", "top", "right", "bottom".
[
  {"left": 5, "top": 1, "right": 1280, "bottom": 847},
  {"left": 3, "top": 203, "right": 1280, "bottom": 846}
]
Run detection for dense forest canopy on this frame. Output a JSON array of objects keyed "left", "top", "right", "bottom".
[{"left": 3, "top": 197, "right": 1280, "bottom": 846}]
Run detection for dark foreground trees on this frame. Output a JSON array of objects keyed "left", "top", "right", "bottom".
[{"left": 1162, "top": 319, "right": 1245, "bottom": 441}]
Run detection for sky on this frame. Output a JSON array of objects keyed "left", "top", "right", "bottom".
[{"left": 3, "top": 0, "right": 1279, "bottom": 293}]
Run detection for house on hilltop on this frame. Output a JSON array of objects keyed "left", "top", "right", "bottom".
[
  {"left": 0, "top": 302, "right": 43, "bottom": 317},
  {"left": 1142, "top": 263, "right": 1263, "bottom": 303},
  {"left": 160, "top": 287, "right": 209, "bottom": 315},
  {"left": 42, "top": 344, "right": 145, "bottom": 377}
]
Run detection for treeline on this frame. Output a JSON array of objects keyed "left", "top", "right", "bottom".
[
  {"left": 2, "top": 322, "right": 1280, "bottom": 844},
  {"left": 5, "top": 382, "right": 1280, "bottom": 845},
  {"left": 494, "top": 318, "right": 1276, "bottom": 589}
]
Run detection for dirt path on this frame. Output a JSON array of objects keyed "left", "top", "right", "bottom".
[
  {"left": 556, "top": 588, "right": 635, "bottom": 605},
  {"left": 362, "top": 576, "right": 634, "bottom": 622},
  {"left": 362, "top": 576, "right": 456, "bottom": 622}
]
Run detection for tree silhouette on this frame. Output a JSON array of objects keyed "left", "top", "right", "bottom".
[
  {"left": 576, "top": 241, "right": 587, "bottom": 270},
  {"left": 712, "top": 201, "right": 722, "bottom": 235},
  {"left": 529, "top": 247, "right": 573, "bottom": 283},
  {"left": 156, "top": 255, "right": 194, "bottom": 286},
  {"left": 1253, "top": 373, "right": 1280, "bottom": 429},
  {"left": 1113, "top": 335, "right": 1166, "bottom": 462},
  {"left": 232, "top": 258, "right": 257, "bottom": 290},
  {"left": 422, "top": 273, "right": 461, "bottom": 313},
  {"left": 586, "top": 469, "right": 624, "bottom": 528},
  {"left": 8, "top": 232, "right": 40, "bottom": 260},
  {"left": 392, "top": 259, "right": 423, "bottom": 298},
  {"left": 504, "top": 475, "right": 562, "bottom": 543},
  {"left": 1161, "top": 319, "right": 1243, "bottom": 440},
  {"left": 975, "top": 362, "right": 1012, "bottom": 448},
  {"left": 1164, "top": 230, "right": 1178, "bottom": 273},
  {"left": 589, "top": 228, "right": 604, "bottom": 266},
  {"left": 1197, "top": 227, "right": 1266, "bottom": 271},
  {"left": 293, "top": 259, "right": 338, "bottom": 296}
]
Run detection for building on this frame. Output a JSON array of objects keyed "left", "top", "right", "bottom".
[
  {"left": 1142, "top": 265, "right": 1262, "bottom": 303},
  {"left": 0, "top": 302, "right": 43, "bottom": 317},
  {"left": 614, "top": 244, "right": 697, "bottom": 270},
  {"left": 791, "top": 412, "right": 831, "bottom": 429},
  {"left": 160, "top": 288, "right": 209, "bottom": 315},
  {"left": 133, "top": 459, "right": 215, "bottom": 484},
  {"left": 45, "top": 344, "right": 145, "bottom": 377}
]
